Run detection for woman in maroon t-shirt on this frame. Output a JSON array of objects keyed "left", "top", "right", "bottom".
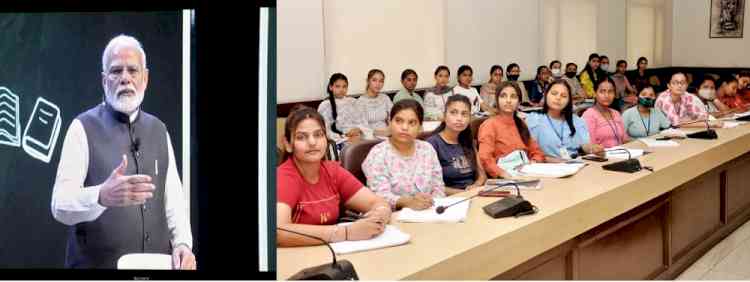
[{"left": 277, "top": 105, "right": 391, "bottom": 247}]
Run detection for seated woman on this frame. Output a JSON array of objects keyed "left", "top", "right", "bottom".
[
  {"left": 579, "top": 53, "right": 602, "bottom": 99},
  {"left": 453, "top": 65, "right": 490, "bottom": 115},
  {"left": 528, "top": 65, "right": 550, "bottom": 106},
  {"left": 737, "top": 71, "right": 750, "bottom": 104},
  {"left": 562, "top": 62, "right": 586, "bottom": 103},
  {"left": 622, "top": 85, "right": 672, "bottom": 138},
  {"left": 479, "top": 65, "right": 502, "bottom": 115},
  {"left": 611, "top": 60, "right": 638, "bottom": 110},
  {"left": 393, "top": 69, "right": 424, "bottom": 107},
  {"left": 695, "top": 76, "right": 731, "bottom": 116},
  {"left": 424, "top": 65, "right": 454, "bottom": 121},
  {"left": 526, "top": 80, "right": 604, "bottom": 162},
  {"left": 655, "top": 72, "right": 723, "bottom": 128},
  {"left": 426, "top": 95, "right": 487, "bottom": 195},
  {"left": 277, "top": 105, "right": 392, "bottom": 247},
  {"left": 362, "top": 100, "right": 446, "bottom": 210},
  {"left": 582, "top": 77, "right": 629, "bottom": 148},
  {"left": 716, "top": 76, "right": 748, "bottom": 112},
  {"left": 478, "top": 82, "right": 545, "bottom": 179},
  {"left": 506, "top": 63, "right": 531, "bottom": 104},
  {"left": 318, "top": 73, "right": 371, "bottom": 144},
  {"left": 549, "top": 60, "right": 563, "bottom": 80},
  {"left": 356, "top": 69, "right": 394, "bottom": 138},
  {"left": 629, "top": 57, "right": 661, "bottom": 92}
]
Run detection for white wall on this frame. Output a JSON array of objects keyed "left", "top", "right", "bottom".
[
  {"left": 277, "top": 0, "right": 326, "bottom": 103},
  {"left": 445, "top": 0, "right": 541, "bottom": 83},
  {"left": 671, "top": 0, "right": 750, "bottom": 67},
  {"left": 278, "top": 0, "right": 641, "bottom": 104}
]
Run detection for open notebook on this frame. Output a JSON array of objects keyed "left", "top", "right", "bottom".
[
  {"left": 516, "top": 163, "right": 587, "bottom": 178},
  {"left": 605, "top": 146, "right": 644, "bottom": 160},
  {"left": 397, "top": 197, "right": 470, "bottom": 223},
  {"left": 330, "top": 224, "right": 410, "bottom": 255},
  {"left": 639, "top": 138, "right": 680, "bottom": 147}
]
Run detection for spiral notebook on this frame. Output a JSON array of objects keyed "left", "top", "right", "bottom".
[{"left": 330, "top": 224, "right": 411, "bottom": 255}]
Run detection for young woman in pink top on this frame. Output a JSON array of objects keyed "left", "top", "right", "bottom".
[{"left": 582, "top": 77, "right": 629, "bottom": 148}]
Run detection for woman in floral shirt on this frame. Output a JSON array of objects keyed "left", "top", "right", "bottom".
[{"left": 362, "top": 100, "right": 446, "bottom": 211}]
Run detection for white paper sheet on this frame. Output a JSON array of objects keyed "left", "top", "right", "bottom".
[
  {"left": 397, "top": 197, "right": 470, "bottom": 223},
  {"left": 330, "top": 224, "right": 411, "bottom": 254}
]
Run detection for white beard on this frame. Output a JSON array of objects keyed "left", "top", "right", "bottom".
[{"left": 106, "top": 90, "right": 144, "bottom": 114}]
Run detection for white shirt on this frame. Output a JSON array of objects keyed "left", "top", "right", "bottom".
[
  {"left": 453, "top": 85, "right": 483, "bottom": 114},
  {"left": 51, "top": 110, "right": 193, "bottom": 250}
]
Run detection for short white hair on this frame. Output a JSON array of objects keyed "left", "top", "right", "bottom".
[{"left": 101, "top": 34, "right": 147, "bottom": 72}]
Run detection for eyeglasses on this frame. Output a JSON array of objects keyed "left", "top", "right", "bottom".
[{"left": 670, "top": 81, "right": 687, "bottom": 86}]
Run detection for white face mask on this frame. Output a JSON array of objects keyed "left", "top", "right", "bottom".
[
  {"left": 601, "top": 64, "right": 610, "bottom": 72},
  {"left": 551, "top": 68, "right": 562, "bottom": 77},
  {"left": 698, "top": 88, "right": 716, "bottom": 100}
]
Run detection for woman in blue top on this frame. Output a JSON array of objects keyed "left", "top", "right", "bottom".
[
  {"left": 426, "top": 95, "right": 487, "bottom": 195},
  {"left": 621, "top": 85, "right": 672, "bottom": 138},
  {"left": 526, "top": 80, "right": 605, "bottom": 162}
]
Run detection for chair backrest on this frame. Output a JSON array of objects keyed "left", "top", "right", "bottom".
[
  {"left": 470, "top": 117, "right": 489, "bottom": 143},
  {"left": 340, "top": 139, "right": 383, "bottom": 184}
]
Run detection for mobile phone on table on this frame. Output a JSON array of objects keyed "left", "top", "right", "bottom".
[
  {"left": 582, "top": 155, "right": 608, "bottom": 162},
  {"left": 478, "top": 190, "right": 511, "bottom": 197}
]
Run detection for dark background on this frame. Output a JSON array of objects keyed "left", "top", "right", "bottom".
[{"left": 0, "top": 12, "right": 195, "bottom": 268}]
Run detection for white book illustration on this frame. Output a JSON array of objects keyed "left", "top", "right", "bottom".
[
  {"left": 0, "top": 86, "right": 21, "bottom": 147},
  {"left": 22, "top": 97, "right": 62, "bottom": 163}
]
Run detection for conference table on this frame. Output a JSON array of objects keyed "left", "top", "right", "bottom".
[{"left": 278, "top": 120, "right": 750, "bottom": 280}]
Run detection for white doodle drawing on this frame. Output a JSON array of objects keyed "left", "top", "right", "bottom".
[
  {"left": 22, "top": 97, "right": 62, "bottom": 163},
  {"left": 0, "top": 86, "right": 21, "bottom": 147}
]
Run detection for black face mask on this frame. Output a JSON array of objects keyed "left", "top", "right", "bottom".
[
  {"left": 507, "top": 74, "right": 520, "bottom": 81},
  {"left": 565, "top": 71, "right": 576, "bottom": 78}
]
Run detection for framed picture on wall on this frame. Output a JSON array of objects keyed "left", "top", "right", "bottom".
[{"left": 709, "top": 0, "right": 745, "bottom": 38}]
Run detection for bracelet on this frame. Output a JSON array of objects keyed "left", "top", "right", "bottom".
[
  {"left": 329, "top": 225, "right": 340, "bottom": 243},
  {"left": 345, "top": 226, "right": 349, "bottom": 241}
]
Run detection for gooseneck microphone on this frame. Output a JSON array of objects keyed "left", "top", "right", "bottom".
[
  {"left": 278, "top": 227, "right": 359, "bottom": 280},
  {"left": 602, "top": 148, "right": 643, "bottom": 173},
  {"left": 436, "top": 182, "right": 523, "bottom": 214}
]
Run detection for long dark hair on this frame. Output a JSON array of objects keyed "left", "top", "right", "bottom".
[
  {"left": 283, "top": 105, "right": 328, "bottom": 161},
  {"left": 390, "top": 99, "right": 424, "bottom": 125},
  {"left": 542, "top": 80, "right": 576, "bottom": 137},
  {"left": 326, "top": 73, "right": 348, "bottom": 135},
  {"left": 496, "top": 81, "right": 531, "bottom": 146},
  {"left": 580, "top": 53, "right": 600, "bottom": 82},
  {"left": 431, "top": 95, "right": 478, "bottom": 172}
]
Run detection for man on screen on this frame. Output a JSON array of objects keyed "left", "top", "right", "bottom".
[{"left": 51, "top": 35, "right": 196, "bottom": 269}]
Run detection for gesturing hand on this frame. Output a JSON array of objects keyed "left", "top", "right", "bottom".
[{"left": 98, "top": 155, "right": 155, "bottom": 207}]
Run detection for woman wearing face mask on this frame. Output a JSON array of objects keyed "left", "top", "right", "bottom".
[
  {"left": 427, "top": 95, "right": 487, "bottom": 195},
  {"left": 611, "top": 60, "right": 638, "bottom": 111},
  {"left": 506, "top": 63, "right": 531, "bottom": 104},
  {"left": 599, "top": 55, "right": 611, "bottom": 75},
  {"left": 582, "top": 77, "right": 629, "bottom": 148},
  {"left": 562, "top": 63, "right": 586, "bottom": 103},
  {"left": 696, "top": 76, "right": 729, "bottom": 115},
  {"left": 655, "top": 72, "right": 723, "bottom": 128},
  {"left": 579, "top": 53, "right": 602, "bottom": 99},
  {"left": 424, "top": 65, "right": 454, "bottom": 121},
  {"left": 621, "top": 86, "right": 672, "bottom": 138},
  {"left": 356, "top": 69, "right": 393, "bottom": 138},
  {"left": 526, "top": 80, "right": 604, "bottom": 162},
  {"left": 549, "top": 60, "right": 563, "bottom": 81},
  {"left": 478, "top": 82, "right": 545, "bottom": 179},
  {"left": 480, "top": 65, "right": 503, "bottom": 114},
  {"left": 362, "top": 100, "right": 446, "bottom": 210}
]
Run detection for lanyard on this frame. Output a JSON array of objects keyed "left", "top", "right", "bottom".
[
  {"left": 546, "top": 114, "right": 566, "bottom": 147},
  {"left": 598, "top": 106, "right": 622, "bottom": 144},
  {"left": 639, "top": 109, "right": 652, "bottom": 136}
]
